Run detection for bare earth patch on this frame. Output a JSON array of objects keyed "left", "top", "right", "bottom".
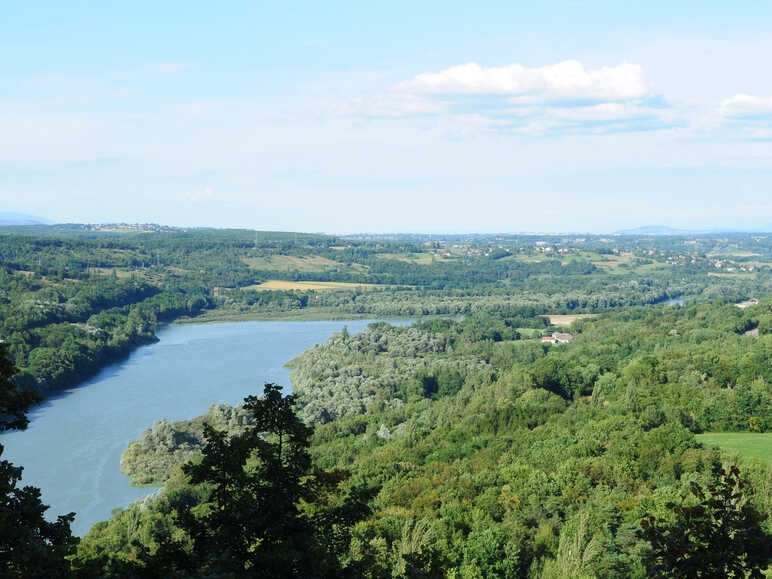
[{"left": 544, "top": 314, "right": 598, "bottom": 326}]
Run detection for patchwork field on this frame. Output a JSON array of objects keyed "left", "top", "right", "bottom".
[
  {"left": 695, "top": 433, "right": 772, "bottom": 465},
  {"left": 244, "top": 280, "right": 380, "bottom": 291}
]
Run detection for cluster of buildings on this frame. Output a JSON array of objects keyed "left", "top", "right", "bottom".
[{"left": 541, "top": 332, "right": 573, "bottom": 344}]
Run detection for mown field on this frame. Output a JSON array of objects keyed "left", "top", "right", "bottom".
[
  {"left": 696, "top": 432, "right": 772, "bottom": 465},
  {"left": 544, "top": 314, "right": 599, "bottom": 326}
]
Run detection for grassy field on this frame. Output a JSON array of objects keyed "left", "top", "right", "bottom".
[
  {"left": 89, "top": 267, "right": 140, "bottom": 279},
  {"left": 544, "top": 314, "right": 599, "bottom": 326},
  {"left": 589, "top": 251, "right": 636, "bottom": 269},
  {"left": 241, "top": 255, "right": 349, "bottom": 272},
  {"left": 695, "top": 433, "right": 772, "bottom": 465},
  {"left": 706, "top": 250, "right": 760, "bottom": 257},
  {"left": 707, "top": 272, "right": 757, "bottom": 278},
  {"left": 244, "top": 280, "right": 379, "bottom": 291},
  {"left": 377, "top": 252, "right": 454, "bottom": 264}
]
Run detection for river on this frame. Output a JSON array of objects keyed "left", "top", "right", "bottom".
[{"left": 1, "top": 319, "right": 408, "bottom": 537}]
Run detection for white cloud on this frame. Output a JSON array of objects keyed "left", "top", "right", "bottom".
[
  {"left": 337, "top": 59, "right": 678, "bottom": 135},
  {"left": 398, "top": 60, "right": 649, "bottom": 101},
  {"left": 720, "top": 94, "right": 772, "bottom": 118},
  {"left": 180, "top": 187, "right": 217, "bottom": 202},
  {"left": 547, "top": 102, "right": 648, "bottom": 121}
]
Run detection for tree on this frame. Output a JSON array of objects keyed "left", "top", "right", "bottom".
[
  {"left": 154, "top": 383, "right": 369, "bottom": 577},
  {"left": 639, "top": 465, "right": 771, "bottom": 578},
  {"left": 0, "top": 342, "right": 76, "bottom": 577},
  {"left": 0, "top": 342, "right": 39, "bottom": 434}
]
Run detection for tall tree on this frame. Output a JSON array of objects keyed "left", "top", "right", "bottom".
[
  {"left": 0, "top": 342, "right": 76, "bottom": 578},
  {"left": 156, "top": 383, "right": 368, "bottom": 577}
]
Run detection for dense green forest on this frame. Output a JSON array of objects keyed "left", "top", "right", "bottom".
[
  {"left": 1, "top": 226, "right": 770, "bottom": 397},
  {"left": 75, "top": 301, "right": 771, "bottom": 577},
  {"left": 1, "top": 225, "right": 771, "bottom": 576}
]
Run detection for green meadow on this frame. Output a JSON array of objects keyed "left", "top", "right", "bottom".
[{"left": 696, "top": 432, "right": 772, "bottom": 465}]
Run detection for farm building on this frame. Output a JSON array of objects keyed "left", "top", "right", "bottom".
[{"left": 541, "top": 332, "right": 574, "bottom": 344}]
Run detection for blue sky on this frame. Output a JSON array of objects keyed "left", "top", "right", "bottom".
[{"left": 2, "top": 1, "right": 772, "bottom": 232}]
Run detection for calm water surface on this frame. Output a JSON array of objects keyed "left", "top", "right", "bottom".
[{"left": 1, "top": 319, "right": 407, "bottom": 536}]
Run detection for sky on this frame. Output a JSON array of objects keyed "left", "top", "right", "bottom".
[{"left": 2, "top": 1, "right": 772, "bottom": 233}]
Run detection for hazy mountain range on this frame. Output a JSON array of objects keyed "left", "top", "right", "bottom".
[
  {"left": 615, "top": 225, "right": 772, "bottom": 235},
  {"left": 0, "top": 212, "right": 54, "bottom": 225}
]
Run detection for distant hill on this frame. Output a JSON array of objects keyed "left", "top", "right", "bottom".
[
  {"left": 0, "top": 212, "right": 53, "bottom": 225},
  {"left": 616, "top": 225, "right": 772, "bottom": 235},
  {"left": 615, "top": 225, "right": 694, "bottom": 235}
]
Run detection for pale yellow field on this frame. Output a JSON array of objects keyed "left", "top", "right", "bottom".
[
  {"left": 244, "top": 280, "right": 379, "bottom": 291},
  {"left": 544, "top": 314, "right": 599, "bottom": 326}
]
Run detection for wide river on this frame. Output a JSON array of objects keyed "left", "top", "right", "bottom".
[{"left": 1, "top": 319, "right": 408, "bottom": 536}]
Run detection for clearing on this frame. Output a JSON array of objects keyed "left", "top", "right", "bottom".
[
  {"left": 589, "top": 251, "right": 636, "bottom": 269},
  {"left": 695, "top": 433, "right": 772, "bottom": 465},
  {"left": 708, "top": 272, "right": 757, "bottom": 278},
  {"left": 544, "top": 314, "right": 599, "bottom": 326},
  {"left": 377, "top": 252, "right": 454, "bottom": 265},
  {"left": 241, "top": 255, "right": 357, "bottom": 273}
]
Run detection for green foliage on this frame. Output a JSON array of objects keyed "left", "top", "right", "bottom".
[
  {"left": 121, "top": 403, "right": 257, "bottom": 485},
  {"left": 0, "top": 344, "right": 76, "bottom": 577},
  {"left": 76, "top": 384, "right": 370, "bottom": 577},
  {"left": 3, "top": 228, "right": 770, "bottom": 399},
  {"left": 639, "top": 466, "right": 771, "bottom": 578},
  {"left": 3, "top": 228, "right": 772, "bottom": 575},
  {"left": 0, "top": 342, "right": 39, "bottom": 433}
]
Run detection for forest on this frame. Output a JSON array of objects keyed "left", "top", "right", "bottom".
[
  {"left": 0, "top": 225, "right": 771, "bottom": 576},
  {"left": 53, "top": 302, "right": 772, "bottom": 576},
  {"left": 1, "top": 226, "right": 770, "bottom": 398}
]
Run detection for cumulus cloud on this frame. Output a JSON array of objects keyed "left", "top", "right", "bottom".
[
  {"left": 338, "top": 59, "right": 678, "bottom": 135},
  {"left": 398, "top": 60, "right": 649, "bottom": 101},
  {"left": 720, "top": 94, "right": 772, "bottom": 118}
]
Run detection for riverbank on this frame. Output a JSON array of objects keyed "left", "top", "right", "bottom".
[
  {"left": 3, "top": 318, "right": 411, "bottom": 536},
  {"left": 173, "top": 306, "right": 379, "bottom": 324},
  {"left": 20, "top": 306, "right": 393, "bottom": 400}
]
